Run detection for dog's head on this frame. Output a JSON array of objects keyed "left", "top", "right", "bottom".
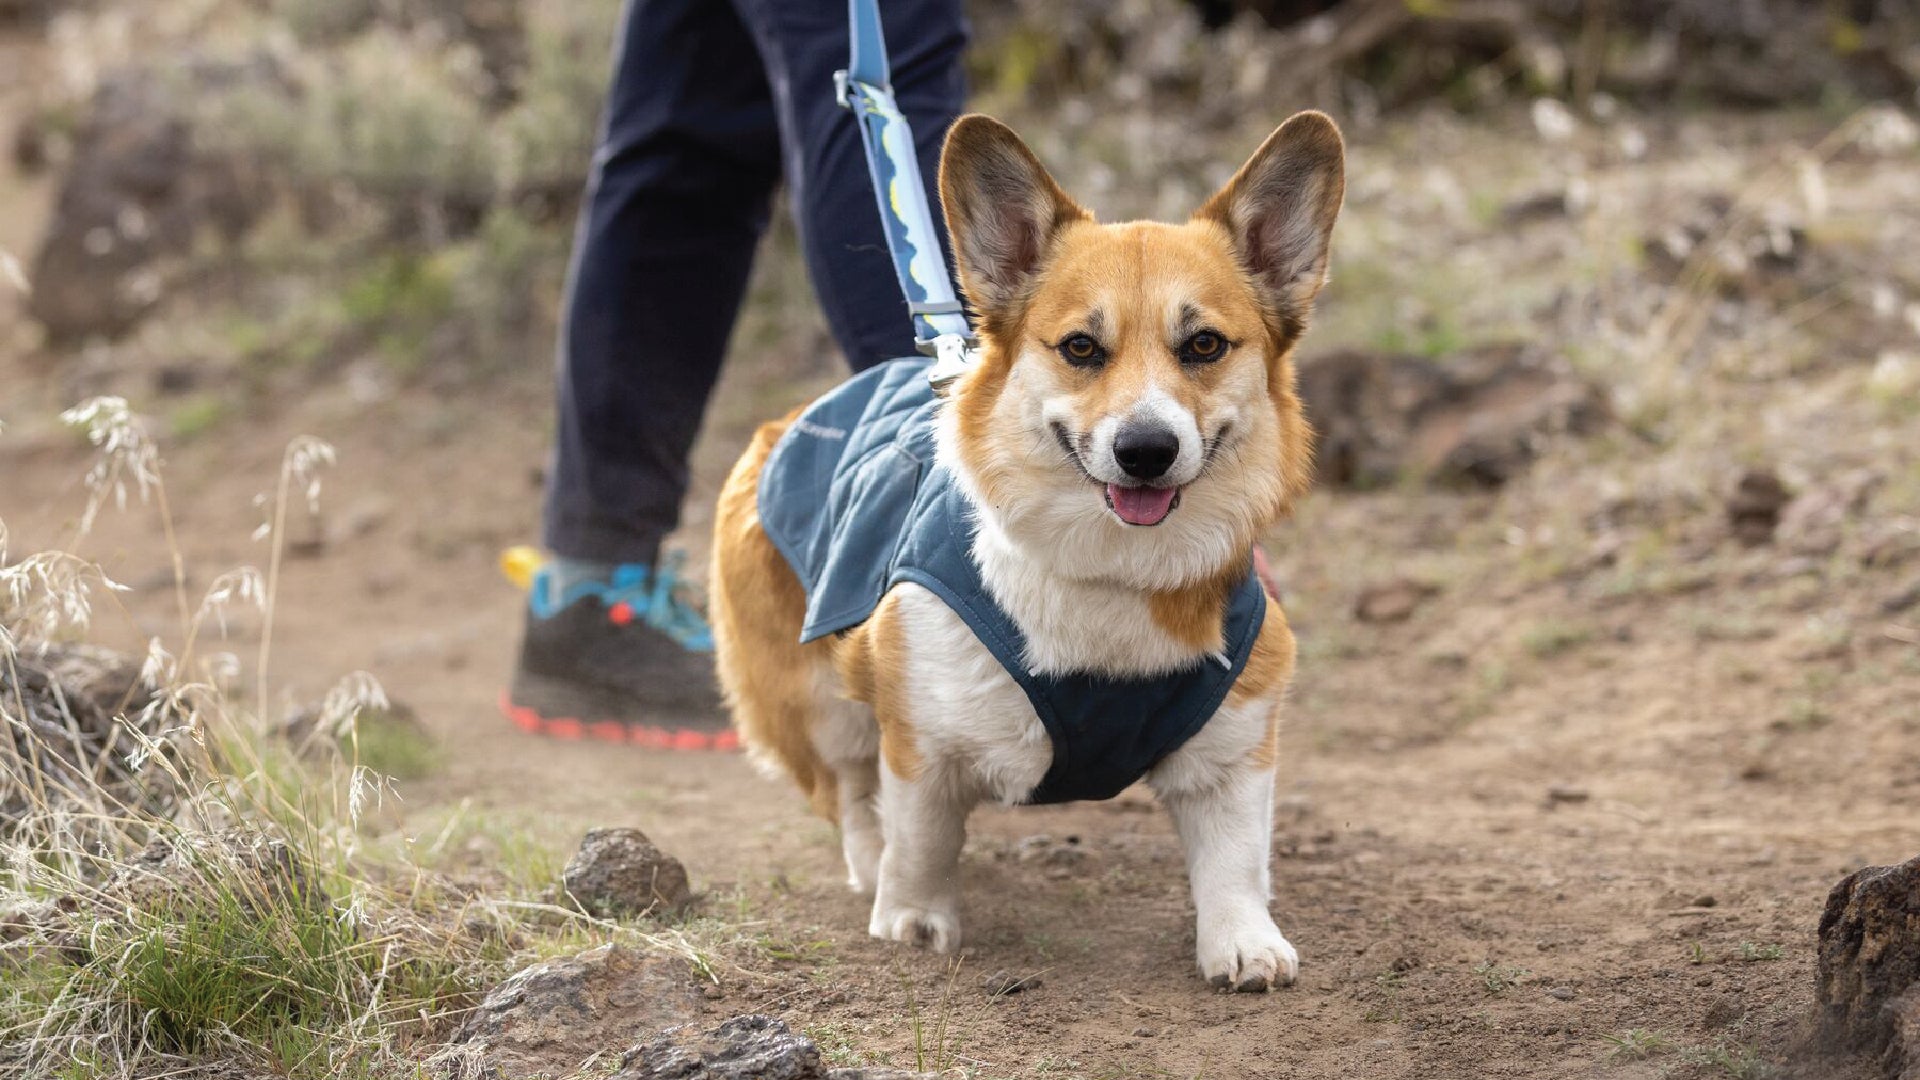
[{"left": 937, "top": 112, "right": 1344, "bottom": 588}]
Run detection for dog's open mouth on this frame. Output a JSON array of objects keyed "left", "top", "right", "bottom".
[{"left": 1104, "top": 483, "right": 1182, "bottom": 526}]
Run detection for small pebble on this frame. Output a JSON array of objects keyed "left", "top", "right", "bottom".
[
  {"left": 1691, "top": 894, "right": 1718, "bottom": 908},
  {"left": 1546, "top": 785, "right": 1590, "bottom": 804},
  {"left": 1547, "top": 986, "right": 1575, "bottom": 1001},
  {"left": 1132, "top": 1026, "right": 1157, "bottom": 1038},
  {"left": 984, "top": 969, "right": 1043, "bottom": 996}
]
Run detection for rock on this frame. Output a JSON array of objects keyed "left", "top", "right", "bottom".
[
  {"left": 1704, "top": 995, "right": 1747, "bottom": 1028},
  {"left": 1544, "top": 785, "right": 1591, "bottom": 805},
  {"left": 0, "top": 642, "right": 194, "bottom": 820},
  {"left": 1295, "top": 343, "right": 1608, "bottom": 490},
  {"left": 29, "top": 56, "right": 283, "bottom": 343},
  {"left": 1501, "top": 189, "right": 1575, "bottom": 225},
  {"left": 1727, "top": 469, "right": 1791, "bottom": 546},
  {"left": 984, "top": 969, "right": 1044, "bottom": 996},
  {"left": 1354, "top": 579, "right": 1439, "bottom": 624},
  {"left": 1547, "top": 986, "right": 1575, "bottom": 1001},
  {"left": 1013, "top": 834, "right": 1086, "bottom": 868},
  {"left": 612, "top": 1015, "right": 938, "bottom": 1080},
  {"left": 1815, "top": 853, "right": 1920, "bottom": 1078},
  {"left": 453, "top": 943, "right": 705, "bottom": 1080},
  {"left": 11, "top": 109, "right": 52, "bottom": 175},
  {"left": 1885, "top": 578, "right": 1920, "bottom": 617},
  {"left": 1642, "top": 194, "right": 1824, "bottom": 302},
  {"left": 564, "top": 828, "right": 693, "bottom": 918}
]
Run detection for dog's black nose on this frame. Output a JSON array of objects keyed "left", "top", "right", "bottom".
[{"left": 1113, "top": 424, "right": 1180, "bottom": 480}]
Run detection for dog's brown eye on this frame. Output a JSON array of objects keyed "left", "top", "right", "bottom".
[
  {"left": 1180, "top": 331, "right": 1227, "bottom": 364},
  {"left": 1058, "top": 333, "right": 1105, "bottom": 367}
]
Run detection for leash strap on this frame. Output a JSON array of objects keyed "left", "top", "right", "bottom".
[{"left": 836, "top": 0, "right": 977, "bottom": 389}]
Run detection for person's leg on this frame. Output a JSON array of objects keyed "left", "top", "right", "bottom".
[
  {"left": 512, "top": 0, "right": 780, "bottom": 742},
  {"left": 728, "top": 0, "right": 968, "bottom": 373},
  {"left": 543, "top": 0, "right": 783, "bottom": 568}
]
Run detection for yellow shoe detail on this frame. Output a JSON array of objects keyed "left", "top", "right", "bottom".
[{"left": 500, "top": 545, "right": 545, "bottom": 591}]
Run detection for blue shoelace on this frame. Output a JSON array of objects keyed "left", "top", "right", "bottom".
[{"left": 530, "top": 552, "right": 714, "bottom": 652}]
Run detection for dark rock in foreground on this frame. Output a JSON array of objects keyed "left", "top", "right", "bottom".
[
  {"left": 453, "top": 943, "right": 706, "bottom": 1080},
  {"left": 564, "top": 827, "right": 693, "bottom": 918},
  {"left": 614, "top": 1015, "right": 938, "bottom": 1080},
  {"left": 1816, "top": 853, "right": 1920, "bottom": 1079},
  {"left": 0, "top": 642, "right": 189, "bottom": 826},
  {"left": 1295, "top": 343, "right": 1607, "bottom": 491}
]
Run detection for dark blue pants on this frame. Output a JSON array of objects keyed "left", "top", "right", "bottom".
[{"left": 543, "top": 0, "right": 968, "bottom": 565}]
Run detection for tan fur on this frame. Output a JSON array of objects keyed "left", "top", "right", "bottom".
[
  {"left": 1229, "top": 596, "right": 1297, "bottom": 770},
  {"left": 710, "top": 411, "right": 840, "bottom": 821},
  {"left": 1147, "top": 559, "right": 1245, "bottom": 651},
  {"left": 828, "top": 594, "right": 922, "bottom": 781}
]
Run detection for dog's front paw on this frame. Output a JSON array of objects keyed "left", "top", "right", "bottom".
[
  {"left": 869, "top": 903, "right": 962, "bottom": 954},
  {"left": 1197, "top": 913, "right": 1298, "bottom": 992}
]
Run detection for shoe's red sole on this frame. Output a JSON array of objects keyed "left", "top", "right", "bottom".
[{"left": 499, "top": 690, "right": 740, "bottom": 752}]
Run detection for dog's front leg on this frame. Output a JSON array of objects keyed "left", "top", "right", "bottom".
[
  {"left": 868, "top": 759, "right": 972, "bottom": 953},
  {"left": 1161, "top": 764, "right": 1297, "bottom": 991}
]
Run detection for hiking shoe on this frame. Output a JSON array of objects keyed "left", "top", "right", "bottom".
[{"left": 503, "top": 552, "right": 737, "bottom": 750}]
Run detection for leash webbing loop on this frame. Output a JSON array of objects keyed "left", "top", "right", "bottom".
[{"left": 837, "top": 0, "right": 977, "bottom": 389}]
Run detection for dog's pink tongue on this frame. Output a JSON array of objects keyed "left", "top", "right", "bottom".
[{"left": 1108, "top": 483, "right": 1178, "bottom": 525}]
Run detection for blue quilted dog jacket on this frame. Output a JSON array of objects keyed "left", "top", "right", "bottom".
[{"left": 758, "top": 358, "right": 1266, "bottom": 804}]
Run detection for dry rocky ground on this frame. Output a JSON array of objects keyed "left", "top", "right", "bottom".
[{"left": 4, "top": 3, "right": 1920, "bottom": 1079}]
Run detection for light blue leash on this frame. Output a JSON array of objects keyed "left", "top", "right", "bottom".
[{"left": 835, "top": 0, "right": 978, "bottom": 390}]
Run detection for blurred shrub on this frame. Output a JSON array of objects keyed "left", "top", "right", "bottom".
[
  {"left": 218, "top": 29, "right": 497, "bottom": 231},
  {"left": 269, "top": 0, "right": 379, "bottom": 42},
  {"left": 496, "top": 0, "right": 621, "bottom": 209}
]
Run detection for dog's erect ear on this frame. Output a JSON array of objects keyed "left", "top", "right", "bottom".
[
  {"left": 939, "top": 115, "right": 1089, "bottom": 320},
  {"left": 1195, "top": 111, "right": 1345, "bottom": 337}
]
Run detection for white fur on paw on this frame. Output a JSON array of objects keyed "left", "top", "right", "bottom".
[
  {"left": 869, "top": 905, "right": 962, "bottom": 954},
  {"left": 1197, "top": 915, "right": 1298, "bottom": 992}
]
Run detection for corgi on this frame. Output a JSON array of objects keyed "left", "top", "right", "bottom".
[{"left": 711, "top": 111, "right": 1343, "bottom": 991}]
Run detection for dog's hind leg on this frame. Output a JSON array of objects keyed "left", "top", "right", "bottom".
[{"left": 812, "top": 681, "right": 883, "bottom": 893}]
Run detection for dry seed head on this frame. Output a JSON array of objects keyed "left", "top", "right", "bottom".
[
  {"left": 319, "top": 670, "right": 390, "bottom": 740},
  {"left": 196, "top": 566, "right": 265, "bottom": 635},
  {"left": 0, "top": 550, "right": 129, "bottom": 643},
  {"left": 203, "top": 651, "right": 242, "bottom": 691},
  {"left": 286, "top": 436, "right": 337, "bottom": 514},
  {"left": 139, "top": 637, "right": 177, "bottom": 688},
  {"left": 0, "top": 249, "right": 28, "bottom": 295},
  {"left": 61, "top": 396, "right": 159, "bottom": 534}
]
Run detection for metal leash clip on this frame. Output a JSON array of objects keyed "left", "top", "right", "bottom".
[{"left": 924, "top": 332, "right": 978, "bottom": 394}]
